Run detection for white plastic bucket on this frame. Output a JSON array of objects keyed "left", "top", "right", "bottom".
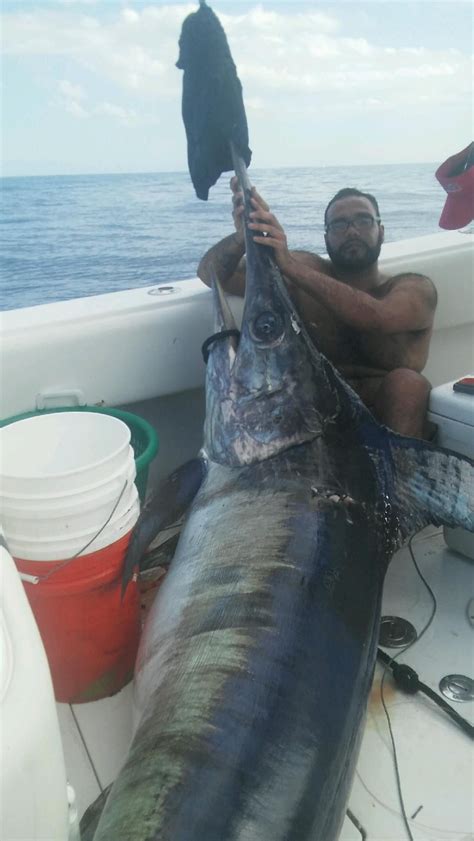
[
  {"left": 2, "top": 473, "right": 137, "bottom": 540},
  {"left": 0, "top": 449, "right": 136, "bottom": 507},
  {"left": 1, "top": 456, "right": 136, "bottom": 519},
  {"left": 7, "top": 491, "right": 140, "bottom": 562},
  {"left": 0, "top": 412, "right": 131, "bottom": 496}
]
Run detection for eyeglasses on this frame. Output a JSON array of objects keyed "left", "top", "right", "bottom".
[{"left": 325, "top": 213, "right": 381, "bottom": 235}]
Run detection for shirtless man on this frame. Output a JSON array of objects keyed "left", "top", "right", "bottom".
[{"left": 198, "top": 179, "right": 437, "bottom": 439}]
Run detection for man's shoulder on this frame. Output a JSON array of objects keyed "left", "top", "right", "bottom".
[
  {"left": 384, "top": 271, "right": 438, "bottom": 307},
  {"left": 390, "top": 270, "right": 433, "bottom": 283},
  {"left": 290, "top": 250, "right": 334, "bottom": 275}
]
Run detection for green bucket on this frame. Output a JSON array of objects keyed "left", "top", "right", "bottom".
[{"left": 0, "top": 406, "right": 158, "bottom": 504}]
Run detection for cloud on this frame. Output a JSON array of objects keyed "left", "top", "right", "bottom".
[
  {"left": 246, "top": 96, "right": 266, "bottom": 113},
  {"left": 3, "top": 0, "right": 471, "bottom": 153},
  {"left": 56, "top": 77, "right": 89, "bottom": 117},
  {"left": 2, "top": 5, "right": 189, "bottom": 98},
  {"left": 58, "top": 79, "right": 86, "bottom": 101},
  {"left": 95, "top": 101, "right": 138, "bottom": 124},
  {"left": 56, "top": 0, "right": 97, "bottom": 5},
  {"left": 56, "top": 77, "right": 143, "bottom": 125},
  {"left": 3, "top": 4, "right": 472, "bottom": 125},
  {"left": 63, "top": 99, "right": 89, "bottom": 118}
]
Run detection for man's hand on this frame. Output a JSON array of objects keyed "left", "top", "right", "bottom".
[{"left": 247, "top": 190, "right": 294, "bottom": 275}]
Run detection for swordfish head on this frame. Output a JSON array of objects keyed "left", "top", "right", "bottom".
[{"left": 204, "top": 194, "right": 359, "bottom": 467}]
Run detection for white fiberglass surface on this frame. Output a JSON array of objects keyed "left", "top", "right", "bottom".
[
  {"left": 58, "top": 528, "right": 473, "bottom": 840},
  {"left": 348, "top": 528, "right": 473, "bottom": 840}
]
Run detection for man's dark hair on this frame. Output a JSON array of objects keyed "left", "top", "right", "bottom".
[{"left": 324, "top": 188, "right": 381, "bottom": 225}]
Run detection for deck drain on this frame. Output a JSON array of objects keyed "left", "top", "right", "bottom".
[
  {"left": 148, "top": 286, "right": 177, "bottom": 296},
  {"left": 379, "top": 616, "right": 417, "bottom": 648},
  {"left": 439, "top": 674, "right": 474, "bottom": 703}
]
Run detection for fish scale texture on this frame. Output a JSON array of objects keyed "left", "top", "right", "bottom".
[{"left": 94, "top": 441, "right": 387, "bottom": 841}]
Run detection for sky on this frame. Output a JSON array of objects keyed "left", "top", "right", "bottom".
[{"left": 1, "top": 0, "right": 472, "bottom": 177}]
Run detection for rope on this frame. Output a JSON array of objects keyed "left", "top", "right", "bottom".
[{"left": 201, "top": 329, "right": 241, "bottom": 364}]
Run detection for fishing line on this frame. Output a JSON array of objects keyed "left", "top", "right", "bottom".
[
  {"left": 24, "top": 479, "right": 130, "bottom": 584},
  {"left": 70, "top": 705, "right": 104, "bottom": 793},
  {"left": 354, "top": 770, "right": 470, "bottom": 837},
  {"left": 378, "top": 529, "right": 438, "bottom": 841}
]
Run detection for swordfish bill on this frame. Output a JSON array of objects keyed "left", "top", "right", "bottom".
[{"left": 93, "top": 179, "right": 474, "bottom": 839}]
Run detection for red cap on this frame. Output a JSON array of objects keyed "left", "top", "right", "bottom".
[{"left": 435, "top": 143, "right": 474, "bottom": 230}]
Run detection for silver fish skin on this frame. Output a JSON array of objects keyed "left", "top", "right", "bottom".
[
  {"left": 93, "top": 177, "right": 473, "bottom": 841},
  {"left": 96, "top": 436, "right": 389, "bottom": 840}
]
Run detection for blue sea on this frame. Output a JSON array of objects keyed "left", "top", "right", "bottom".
[{"left": 1, "top": 164, "right": 445, "bottom": 311}]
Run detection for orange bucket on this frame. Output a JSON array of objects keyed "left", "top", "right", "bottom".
[{"left": 15, "top": 531, "right": 141, "bottom": 703}]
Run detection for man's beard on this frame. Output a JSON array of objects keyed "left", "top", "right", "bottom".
[{"left": 326, "top": 233, "right": 383, "bottom": 273}]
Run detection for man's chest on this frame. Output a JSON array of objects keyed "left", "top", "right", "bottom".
[{"left": 289, "top": 287, "right": 360, "bottom": 364}]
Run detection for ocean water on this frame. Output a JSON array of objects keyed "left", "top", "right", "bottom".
[{"left": 1, "top": 163, "right": 446, "bottom": 311}]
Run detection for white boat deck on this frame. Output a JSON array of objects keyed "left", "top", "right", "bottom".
[
  {"left": 57, "top": 526, "right": 474, "bottom": 841},
  {"left": 2, "top": 230, "right": 472, "bottom": 839}
]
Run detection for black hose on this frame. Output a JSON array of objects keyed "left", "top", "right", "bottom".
[{"left": 377, "top": 648, "right": 474, "bottom": 739}]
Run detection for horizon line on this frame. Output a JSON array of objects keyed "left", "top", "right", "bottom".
[{"left": 1, "top": 160, "right": 440, "bottom": 180}]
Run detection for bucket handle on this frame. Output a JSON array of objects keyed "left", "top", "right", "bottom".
[
  {"left": 36, "top": 390, "right": 86, "bottom": 410},
  {"left": 19, "top": 479, "right": 131, "bottom": 584}
]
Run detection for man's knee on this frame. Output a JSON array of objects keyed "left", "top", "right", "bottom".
[
  {"left": 375, "top": 369, "right": 431, "bottom": 437},
  {"left": 382, "top": 368, "right": 431, "bottom": 404}
]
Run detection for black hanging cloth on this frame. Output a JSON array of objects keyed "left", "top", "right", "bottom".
[{"left": 176, "top": 1, "right": 252, "bottom": 200}]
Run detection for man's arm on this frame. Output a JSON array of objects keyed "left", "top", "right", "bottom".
[
  {"left": 197, "top": 176, "right": 248, "bottom": 296},
  {"left": 247, "top": 194, "right": 437, "bottom": 334},
  {"left": 198, "top": 180, "right": 327, "bottom": 298},
  {"left": 276, "top": 263, "right": 437, "bottom": 333},
  {"left": 197, "top": 232, "right": 246, "bottom": 296}
]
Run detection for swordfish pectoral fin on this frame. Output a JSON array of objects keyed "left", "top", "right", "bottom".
[
  {"left": 121, "top": 456, "right": 207, "bottom": 596},
  {"left": 79, "top": 785, "right": 112, "bottom": 841},
  {"left": 386, "top": 431, "right": 474, "bottom": 544}
]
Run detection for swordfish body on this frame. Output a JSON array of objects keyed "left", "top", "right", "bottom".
[
  {"left": 112, "top": 438, "right": 387, "bottom": 840},
  {"left": 93, "top": 183, "right": 473, "bottom": 840}
]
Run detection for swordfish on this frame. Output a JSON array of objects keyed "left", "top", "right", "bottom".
[{"left": 93, "top": 186, "right": 473, "bottom": 840}]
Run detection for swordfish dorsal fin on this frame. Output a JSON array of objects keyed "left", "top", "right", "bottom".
[
  {"left": 367, "top": 426, "right": 474, "bottom": 547},
  {"left": 311, "top": 357, "right": 473, "bottom": 545}
]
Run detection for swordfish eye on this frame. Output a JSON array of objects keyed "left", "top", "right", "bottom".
[{"left": 251, "top": 310, "right": 284, "bottom": 343}]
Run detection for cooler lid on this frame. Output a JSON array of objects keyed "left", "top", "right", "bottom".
[{"left": 429, "top": 377, "right": 474, "bottom": 427}]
